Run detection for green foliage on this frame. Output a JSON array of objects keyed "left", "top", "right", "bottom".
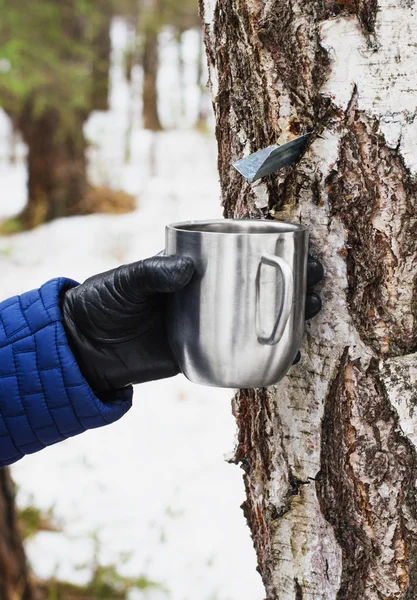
[
  {"left": 0, "top": 245, "right": 13, "bottom": 257},
  {"left": 45, "top": 571, "right": 167, "bottom": 600},
  {"left": 121, "top": 0, "right": 200, "bottom": 37},
  {"left": 155, "top": 0, "right": 201, "bottom": 33},
  {"left": 120, "top": 0, "right": 200, "bottom": 85},
  {"left": 0, "top": 217, "right": 24, "bottom": 234},
  {"left": 17, "top": 502, "right": 169, "bottom": 600},
  {"left": 0, "top": 0, "right": 199, "bottom": 125},
  {"left": 18, "top": 500, "right": 63, "bottom": 540},
  {"left": 43, "top": 532, "right": 169, "bottom": 599},
  {"left": 0, "top": 0, "right": 109, "bottom": 130},
  {"left": 81, "top": 563, "right": 166, "bottom": 598}
]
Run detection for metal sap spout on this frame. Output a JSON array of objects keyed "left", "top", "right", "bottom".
[{"left": 232, "top": 133, "right": 311, "bottom": 183}]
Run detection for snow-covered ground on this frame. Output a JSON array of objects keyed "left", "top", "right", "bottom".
[{"left": 0, "top": 19, "right": 264, "bottom": 600}]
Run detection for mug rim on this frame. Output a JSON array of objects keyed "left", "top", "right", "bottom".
[{"left": 167, "top": 219, "right": 308, "bottom": 235}]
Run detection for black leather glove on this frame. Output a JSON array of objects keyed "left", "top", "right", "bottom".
[
  {"left": 62, "top": 256, "right": 195, "bottom": 392},
  {"left": 293, "top": 254, "right": 324, "bottom": 364},
  {"left": 305, "top": 255, "right": 323, "bottom": 319}
]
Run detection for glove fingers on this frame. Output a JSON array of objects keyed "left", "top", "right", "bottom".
[
  {"left": 293, "top": 351, "right": 302, "bottom": 365},
  {"left": 307, "top": 255, "right": 324, "bottom": 288},
  {"left": 129, "top": 256, "right": 195, "bottom": 296},
  {"left": 305, "top": 292, "right": 322, "bottom": 320}
]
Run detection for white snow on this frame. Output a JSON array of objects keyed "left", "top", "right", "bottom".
[{"left": 0, "top": 18, "right": 264, "bottom": 600}]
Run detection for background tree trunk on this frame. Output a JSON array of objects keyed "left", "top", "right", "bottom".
[
  {"left": 91, "top": 1, "right": 112, "bottom": 111},
  {"left": 18, "top": 104, "right": 88, "bottom": 229},
  {"left": 0, "top": 468, "right": 36, "bottom": 600},
  {"left": 142, "top": 28, "right": 162, "bottom": 131},
  {"left": 201, "top": 1, "right": 417, "bottom": 599}
]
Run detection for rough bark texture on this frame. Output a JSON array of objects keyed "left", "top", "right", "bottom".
[
  {"left": 18, "top": 104, "right": 88, "bottom": 229},
  {"left": 201, "top": 0, "right": 417, "bottom": 598},
  {"left": 0, "top": 468, "right": 37, "bottom": 600}
]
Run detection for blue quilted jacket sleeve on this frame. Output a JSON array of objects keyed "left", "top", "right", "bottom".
[{"left": 0, "top": 278, "right": 132, "bottom": 468}]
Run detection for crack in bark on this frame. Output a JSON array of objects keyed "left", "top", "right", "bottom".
[
  {"left": 323, "top": 0, "right": 378, "bottom": 34},
  {"left": 289, "top": 473, "right": 310, "bottom": 496},
  {"left": 326, "top": 107, "right": 417, "bottom": 357},
  {"left": 317, "top": 350, "right": 417, "bottom": 599},
  {"left": 233, "top": 388, "right": 278, "bottom": 573},
  {"left": 256, "top": 2, "right": 330, "bottom": 118}
]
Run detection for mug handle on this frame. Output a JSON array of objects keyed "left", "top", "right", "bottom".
[{"left": 256, "top": 253, "right": 294, "bottom": 346}]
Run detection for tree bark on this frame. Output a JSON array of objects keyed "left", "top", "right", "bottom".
[
  {"left": 142, "top": 28, "right": 163, "bottom": 131},
  {"left": 201, "top": 1, "right": 417, "bottom": 599},
  {"left": 18, "top": 104, "right": 88, "bottom": 229},
  {"left": 0, "top": 468, "right": 37, "bottom": 600}
]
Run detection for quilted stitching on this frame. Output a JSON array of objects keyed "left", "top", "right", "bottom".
[{"left": 0, "top": 278, "right": 132, "bottom": 467}]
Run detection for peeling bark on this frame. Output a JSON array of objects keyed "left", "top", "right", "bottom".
[
  {"left": 327, "top": 107, "right": 417, "bottom": 356},
  {"left": 317, "top": 351, "right": 417, "bottom": 598},
  {"left": 201, "top": 0, "right": 417, "bottom": 598}
]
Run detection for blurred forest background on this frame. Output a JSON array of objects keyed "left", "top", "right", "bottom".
[
  {"left": 0, "top": 1, "right": 266, "bottom": 600},
  {"left": 0, "top": 0, "right": 207, "bottom": 231}
]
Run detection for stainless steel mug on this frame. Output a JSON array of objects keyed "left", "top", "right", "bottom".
[{"left": 165, "top": 219, "right": 309, "bottom": 388}]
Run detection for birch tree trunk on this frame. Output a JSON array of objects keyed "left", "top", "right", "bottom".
[{"left": 201, "top": 1, "right": 417, "bottom": 599}]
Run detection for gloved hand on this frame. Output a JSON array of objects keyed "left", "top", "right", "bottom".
[
  {"left": 293, "top": 254, "right": 324, "bottom": 364},
  {"left": 306, "top": 254, "right": 324, "bottom": 320},
  {"left": 62, "top": 254, "right": 323, "bottom": 392},
  {"left": 62, "top": 256, "right": 195, "bottom": 392}
]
